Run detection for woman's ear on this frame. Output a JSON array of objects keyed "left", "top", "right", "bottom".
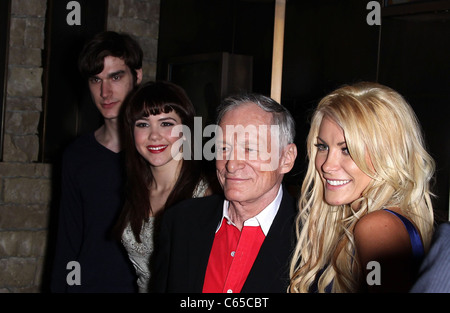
[
  {"left": 135, "top": 68, "right": 143, "bottom": 85},
  {"left": 279, "top": 143, "right": 297, "bottom": 174}
]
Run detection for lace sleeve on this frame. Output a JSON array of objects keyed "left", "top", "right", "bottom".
[{"left": 192, "top": 179, "right": 209, "bottom": 198}]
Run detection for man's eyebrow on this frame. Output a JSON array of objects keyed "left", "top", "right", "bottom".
[
  {"left": 89, "top": 70, "right": 126, "bottom": 81},
  {"left": 107, "top": 70, "right": 126, "bottom": 78}
]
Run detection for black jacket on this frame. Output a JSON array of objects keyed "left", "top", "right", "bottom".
[{"left": 152, "top": 186, "right": 297, "bottom": 293}]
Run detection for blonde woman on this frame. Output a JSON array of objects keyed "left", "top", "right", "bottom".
[{"left": 289, "top": 82, "right": 435, "bottom": 293}]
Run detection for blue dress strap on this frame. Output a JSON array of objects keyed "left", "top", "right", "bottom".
[{"left": 383, "top": 209, "right": 424, "bottom": 263}]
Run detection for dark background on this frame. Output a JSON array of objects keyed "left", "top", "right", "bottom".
[
  {"left": 41, "top": 0, "right": 449, "bottom": 219},
  {"left": 156, "top": 0, "right": 449, "bottom": 220},
  {"left": 41, "top": 0, "right": 107, "bottom": 163}
]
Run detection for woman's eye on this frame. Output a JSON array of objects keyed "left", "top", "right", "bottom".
[
  {"left": 161, "top": 122, "right": 174, "bottom": 127},
  {"left": 342, "top": 147, "right": 350, "bottom": 155},
  {"left": 314, "top": 143, "right": 328, "bottom": 151},
  {"left": 135, "top": 122, "right": 148, "bottom": 128}
]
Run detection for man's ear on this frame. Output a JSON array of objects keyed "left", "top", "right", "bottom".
[
  {"left": 135, "top": 68, "right": 143, "bottom": 85},
  {"left": 279, "top": 143, "right": 297, "bottom": 174}
]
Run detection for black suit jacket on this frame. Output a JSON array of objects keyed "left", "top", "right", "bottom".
[{"left": 152, "top": 186, "right": 297, "bottom": 293}]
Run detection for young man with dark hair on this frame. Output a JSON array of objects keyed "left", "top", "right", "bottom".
[{"left": 51, "top": 31, "right": 143, "bottom": 292}]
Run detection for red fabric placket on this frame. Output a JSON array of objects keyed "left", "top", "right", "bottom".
[{"left": 203, "top": 218, "right": 266, "bottom": 293}]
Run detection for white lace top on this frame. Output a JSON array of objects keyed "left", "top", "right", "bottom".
[{"left": 121, "top": 180, "right": 209, "bottom": 292}]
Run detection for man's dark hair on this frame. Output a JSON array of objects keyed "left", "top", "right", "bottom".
[{"left": 78, "top": 31, "right": 143, "bottom": 84}]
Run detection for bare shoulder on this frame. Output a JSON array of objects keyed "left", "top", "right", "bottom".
[
  {"left": 354, "top": 209, "right": 411, "bottom": 261},
  {"left": 354, "top": 209, "right": 418, "bottom": 292},
  {"left": 354, "top": 209, "right": 407, "bottom": 238}
]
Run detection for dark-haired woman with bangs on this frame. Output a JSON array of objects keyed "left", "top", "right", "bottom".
[{"left": 115, "top": 81, "right": 217, "bottom": 292}]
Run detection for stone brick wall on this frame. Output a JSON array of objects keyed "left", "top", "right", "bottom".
[
  {"left": 0, "top": 164, "right": 51, "bottom": 292},
  {"left": 0, "top": 0, "right": 160, "bottom": 293},
  {"left": 4, "top": 0, "right": 46, "bottom": 163},
  {"left": 0, "top": 0, "right": 49, "bottom": 293}
]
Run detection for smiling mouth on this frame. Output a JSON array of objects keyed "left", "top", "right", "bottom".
[
  {"left": 326, "top": 179, "right": 351, "bottom": 186},
  {"left": 147, "top": 145, "right": 168, "bottom": 153},
  {"left": 225, "top": 177, "right": 247, "bottom": 183}
]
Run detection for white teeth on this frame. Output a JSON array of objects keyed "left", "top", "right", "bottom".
[
  {"left": 327, "top": 179, "right": 350, "bottom": 186},
  {"left": 148, "top": 146, "right": 167, "bottom": 151}
]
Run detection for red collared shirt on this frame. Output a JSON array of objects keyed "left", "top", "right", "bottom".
[
  {"left": 202, "top": 217, "right": 265, "bottom": 293},
  {"left": 202, "top": 186, "right": 283, "bottom": 293}
]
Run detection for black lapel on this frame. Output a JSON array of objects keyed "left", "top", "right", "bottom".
[
  {"left": 187, "top": 194, "right": 225, "bottom": 292},
  {"left": 242, "top": 187, "right": 297, "bottom": 292}
]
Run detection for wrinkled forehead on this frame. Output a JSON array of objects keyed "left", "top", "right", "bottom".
[
  {"left": 216, "top": 124, "right": 278, "bottom": 149},
  {"left": 217, "top": 103, "right": 277, "bottom": 143}
]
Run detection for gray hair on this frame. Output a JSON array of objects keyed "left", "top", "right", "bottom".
[{"left": 216, "top": 93, "right": 296, "bottom": 150}]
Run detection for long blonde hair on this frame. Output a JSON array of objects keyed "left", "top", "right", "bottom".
[{"left": 289, "top": 82, "right": 435, "bottom": 293}]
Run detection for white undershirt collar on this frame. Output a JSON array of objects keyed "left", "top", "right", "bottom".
[{"left": 217, "top": 185, "right": 283, "bottom": 236}]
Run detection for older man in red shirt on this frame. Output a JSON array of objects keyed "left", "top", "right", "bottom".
[{"left": 152, "top": 93, "right": 298, "bottom": 293}]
